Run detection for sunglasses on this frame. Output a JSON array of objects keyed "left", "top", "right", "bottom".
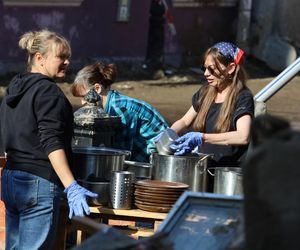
[{"left": 201, "top": 65, "right": 216, "bottom": 75}]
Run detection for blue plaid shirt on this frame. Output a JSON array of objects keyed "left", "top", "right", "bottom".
[{"left": 104, "top": 90, "right": 168, "bottom": 162}]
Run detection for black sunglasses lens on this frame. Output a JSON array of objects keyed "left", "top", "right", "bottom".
[{"left": 202, "top": 66, "right": 215, "bottom": 75}]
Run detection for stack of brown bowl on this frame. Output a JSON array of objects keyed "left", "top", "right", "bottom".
[{"left": 134, "top": 180, "right": 189, "bottom": 213}]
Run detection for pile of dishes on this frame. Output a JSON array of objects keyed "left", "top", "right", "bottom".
[{"left": 134, "top": 180, "right": 189, "bottom": 213}]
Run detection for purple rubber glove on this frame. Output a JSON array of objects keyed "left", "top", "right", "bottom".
[
  {"left": 64, "top": 181, "right": 98, "bottom": 219},
  {"left": 170, "top": 132, "right": 203, "bottom": 156}
]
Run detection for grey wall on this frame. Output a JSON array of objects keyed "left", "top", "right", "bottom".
[{"left": 250, "top": 0, "right": 300, "bottom": 70}]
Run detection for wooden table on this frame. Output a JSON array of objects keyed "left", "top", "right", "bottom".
[
  {"left": 66, "top": 206, "right": 168, "bottom": 247},
  {"left": 88, "top": 206, "right": 168, "bottom": 238}
]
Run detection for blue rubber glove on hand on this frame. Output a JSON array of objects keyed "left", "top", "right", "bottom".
[
  {"left": 64, "top": 181, "right": 98, "bottom": 219},
  {"left": 170, "top": 132, "right": 203, "bottom": 156}
]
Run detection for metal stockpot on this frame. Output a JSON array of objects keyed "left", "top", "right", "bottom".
[
  {"left": 77, "top": 179, "right": 110, "bottom": 206},
  {"left": 208, "top": 167, "right": 243, "bottom": 196},
  {"left": 72, "top": 147, "right": 131, "bottom": 181},
  {"left": 123, "top": 160, "right": 152, "bottom": 180},
  {"left": 151, "top": 153, "right": 211, "bottom": 192}
]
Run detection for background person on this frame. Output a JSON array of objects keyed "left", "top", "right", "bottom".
[
  {"left": 243, "top": 114, "right": 300, "bottom": 250},
  {"left": 0, "top": 30, "right": 97, "bottom": 250},
  {"left": 170, "top": 42, "right": 254, "bottom": 168},
  {"left": 143, "top": 0, "right": 176, "bottom": 73},
  {"left": 71, "top": 61, "right": 169, "bottom": 162},
  {"left": 249, "top": 113, "right": 291, "bottom": 148}
]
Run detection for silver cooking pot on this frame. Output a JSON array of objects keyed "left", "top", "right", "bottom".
[
  {"left": 151, "top": 152, "right": 212, "bottom": 192},
  {"left": 123, "top": 160, "right": 152, "bottom": 180},
  {"left": 72, "top": 147, "right": 131, "bottom": 181},
  {"left": 208, "top": 167, "right": 243, "bottom": 196}
]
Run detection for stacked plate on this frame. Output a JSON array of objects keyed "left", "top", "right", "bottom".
[{"left": 134, "top": 180, "right": 189, "bottom": 213}]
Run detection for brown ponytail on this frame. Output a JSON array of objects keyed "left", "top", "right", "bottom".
[
  {"left": 71, "top": 61, "right": 118, "bottom": 97},
  {"left": 95, "top": 62, "right": 117, "bottom": 88}
]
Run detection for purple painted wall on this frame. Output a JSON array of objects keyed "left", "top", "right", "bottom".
[
  {"left": 174, "top": 7, "right": 238, "bottom": 64},
  {"left": 0, "top": 0, "right": 238, "bottom": 68},
  {"left": 0, "top": 0, "right": 150, "bottom": 61}
]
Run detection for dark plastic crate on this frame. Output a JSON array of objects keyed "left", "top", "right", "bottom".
[{"left": 158, "top": 191, "right": 243, "bottom": 250}]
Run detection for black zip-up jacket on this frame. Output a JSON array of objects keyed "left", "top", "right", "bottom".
[{"left": 0, "top": 72, "right": 74, "bottom": 184}]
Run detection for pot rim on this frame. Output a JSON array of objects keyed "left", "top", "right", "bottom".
[
  {"left": 77, "top": 179, "right": 110, "bottom": 185},
  {"left": 210, "top": 167, "right": 243, "bottom": 175},
  {"left": 73, "top": 146, "right": 131, "bottom": 156},
  {"left": 151, "top": 152, "right": 212, "bottom": 159},
  {"left": 124, "top": 160, "right": 152, "bottom": 168}
]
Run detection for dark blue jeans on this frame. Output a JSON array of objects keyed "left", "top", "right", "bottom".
[{"left": 1, "top": 169, "right": 63, "bottom": 250}]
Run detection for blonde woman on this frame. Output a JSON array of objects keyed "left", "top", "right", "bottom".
[
  {"left": 0, "top": 30, "right": 97, "bottom": 249},
  {"left": 170, "top": 42, "right": 254, "bottom": 167}
]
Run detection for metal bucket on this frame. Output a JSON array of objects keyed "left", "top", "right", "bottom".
[
  {"left": 151, "top": 153, "right": 211, "bottom": 192},
  {"left": 209, "top": 167, "right": 243, "bottom": 196}
]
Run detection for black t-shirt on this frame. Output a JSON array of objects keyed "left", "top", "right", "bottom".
[{"left": 192, "top": 87, "right": 254, "bottom": 167}]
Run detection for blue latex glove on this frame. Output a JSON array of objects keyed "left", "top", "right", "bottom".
[
  {"left": 170, "top": 132, "right": 203, "bottom": 156},
  {"left": 64, "top": 181, "right": 98, "bottom": 219}
]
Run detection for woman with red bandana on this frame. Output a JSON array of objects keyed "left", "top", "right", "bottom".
[{"left": 170, "top": 42, "right": 254, "bottom": 168}]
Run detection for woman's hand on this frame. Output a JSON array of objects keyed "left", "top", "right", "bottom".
[
  {"left": 170, "top": 132, "right": 203, "bottom": 156},
  {"left": 64, "top": 181, "right": 98, "bottom": 219}
]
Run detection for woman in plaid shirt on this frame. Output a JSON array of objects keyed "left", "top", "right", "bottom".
[{"left": 71, "top": 62, "right": 168, "bottom": 162}]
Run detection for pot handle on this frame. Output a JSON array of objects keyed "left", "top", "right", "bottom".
[
  {"left": 122, "top": 150, "right": 131, "bottom": 160},
  {"left": 195, "top": 154, "right": 211, "bottom": 174},
  {"left": 199, "top": 154, "right": 211, "bottom": 161},
  {"left": 207, "top": 167, "right": 216, "bottom": 176},
  {"left": 149, "top": 153, "right": 153, "bottom": 165}
]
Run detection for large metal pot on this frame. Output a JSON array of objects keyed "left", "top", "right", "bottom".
[
  {"left": 209, "top": 167, "right": 243, "bottom": 196},
  {"left": 72, "top": 147, "right": 131, "bottom": 181},
  {"left": 123, "top": 160, "right": 152, "bottom": 180},
  {"left": 77, "top": 179, "right": 110, "bottom": 206},
  {"left": 151, "top": 153, "right": 211, "bottom": 192}
]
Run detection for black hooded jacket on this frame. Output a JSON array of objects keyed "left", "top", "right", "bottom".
[{"left": 0, "top": 72, "right": 74, "bottom": 184}]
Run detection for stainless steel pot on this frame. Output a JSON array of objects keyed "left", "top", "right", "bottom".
[
  {"left": 151, "top": 153, "right": 211, "bottom": 192},
  {"left": 72, "top": 147, "right": 131, "bottom": 181},
  {"left": 208, "top": 167, "right": 243, "bottom": 196},
  {"left": 123, "top": 160, "right": 152, "bottom": 180},
  {"left": 77, "top": 179, "right": 110, "bottom": 206}
]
